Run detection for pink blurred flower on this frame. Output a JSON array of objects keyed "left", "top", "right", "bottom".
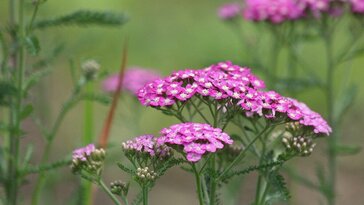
[
  {"left": 218, "top": 3, "right": 242, "bottom": 20},
  {"left": 102, "top": 67, "right": 161, "bottom": 95}
]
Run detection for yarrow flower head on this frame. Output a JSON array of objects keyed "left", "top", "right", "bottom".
[
  {"left": 238, "top": 90, "right": 332, "bottom": 135},
  {"left": 71, "top": 144, "right": 106, "bottom": 174},
  {"left": 157, "top": 123, "right": 233, "bottom": 162},
  {"left": 103, "top": 67, "right": 161, "bottom": 95},
  {"left": 138, "top": 61, "right": 265, "bottom": 107},
  {"left": 243, "top": 0, "right": 303, "bottom": 23},
  {"left": 218, "top": 3, "right": 242, "bottom": 20},
  {"left": 122, "top": 135, "right": 172, "bottom": 159}
]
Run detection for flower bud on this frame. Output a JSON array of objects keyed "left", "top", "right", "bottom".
[{"left": 82, "top": 59, "right": 100, "bottom": 80}]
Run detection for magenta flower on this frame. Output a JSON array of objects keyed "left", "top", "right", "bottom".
[
  {"left": 138, "top": 61, "right": 265, "bottom": 107},
  {"left": 102, "top": 67, "right": 161, "bottom": 95},
  {"left": 243, "top": 0, "right": 303, "bottom": 23},
  {"left": 122, "top": 135, "right": 171, "bottom": 158},
  {"left": 73, "top": 144, "right": 96, "bottom": 161},
  {"left": 351, "top": 0, "right": 364, "bottom": 13},
  {"left": 157, "top": 123, "right": 233, "bottom": 162},
  {"left": 237, "top": 90, "right": 332, "bottom": 135},
  {"left": 218, "top": 3, "right": 242, "bottom": 20}
]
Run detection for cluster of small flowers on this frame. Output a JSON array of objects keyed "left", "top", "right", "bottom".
[
  {"left": 110, "top": 180, "right": 129, "bottom": 196},
  {"left": 71, "top": 144, "right": 106, "bottom": 174},
  {"left": 157, "top": 123, "right": 233, "bottom": 162},
  {"left": 103, "top": 67, "right": 161, "bottom": 95},
  {"left": 218, "top": 3, "right": 242, "bottom": 20},
  {"left": 237, "top": 90, "right": 332, "bottom": 135},
  {"left": 282, "top": 135, "right": 316, "bottom": 156},
  {"left": 138, "top": 61, "right": 265, "bottom": 107},
  {"left": 135, "top": 167, "right": 157, "bottom": 182},
  {"left": 241, "top": 0, "right": 364, "bottom": 23},
  {"left": 138, "top": 61, "right": 331, "bottom": 135},
  {"left": 243, "top": 0, "right": 304, "bottom": 23},
  {"left": 122, "top": 135, "right": 172, "bottom": 159}
]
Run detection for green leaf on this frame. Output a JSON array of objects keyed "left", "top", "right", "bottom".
[
  {"left": 34, "top": 10, "right": 128, "bottom": 29},
  {"left": 21, "top": 158, "right": 71, "bottom": 176},
  {"left": 333, "top": 85, "right": 357, "bottom": 122},
  {"left": 340, "top": 47, "right": 364, "bottom": 63},
  {"left": 23, "top": 67, "right": 52, "bottom": 95},
  {"left": 266, "top": 173, "right": 291, "bottom": 203},
  {"left": 222, "top": 160, "right": 283, "bottom": 181},
  {"left": 117, "top": 163, "right": 134, "bottom": 174},
  {"left": 334, "top": 144, "right": 362, "bottom": 156},
  {"left": 80, "top": 93, "right": 111, "bottom": 105},
  {"left": 0, "top": 81, "right": 17, "bottom": 106},
  {"left": 24, "top": 35, "right": 40, "bottom": 56},
  {"left": 20, "top": 104, "right": 34, "bottom": 120}
]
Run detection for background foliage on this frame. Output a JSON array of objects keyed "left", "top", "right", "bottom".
[{"left": 1, "top": 0, "right": 363, "bottom": 204}]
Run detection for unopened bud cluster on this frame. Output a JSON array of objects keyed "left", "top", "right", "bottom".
[
  {"left": 135, "top": 167, "right": 157, "bottom": 183},
  {"left": 82, "top": 59, "right": 100, "bottom": 80},
  {"left": 285, "top": 122, "right": 301, "bottom": 132},
  {"left": 282, "top": 136, "right": 316, "bottom": 156},
  {"left": 122, "top": 135, "right": 172, "bottom": 159},
  {"left": 110, "top": 180, "right": 129, "bottom": 196},
  {"left": 71, "top": 144, "right": 106, "bottom": 174}
]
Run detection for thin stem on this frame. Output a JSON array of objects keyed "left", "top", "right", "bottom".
[
  {"left": 81, "top": 83, "right": 95, "bottom": 205},
  {"left": 190, "top": 100, "right": 211, "bottom": 124},
  {"left": 216, "top": 126, "right": 269, "bottom": 181},
  {"left": 324, "top": 27, "right": 336, "bottom": 205},
  {"left": 209, "top": 155, "right": 217, "bottom": 205},
  {"left": 7, "top": 0, "right": 25, "bottom": 204},
  {"left": 99, "top": 179, "right": 122, "bottom": 205},
  {"left": 142, "top": 185, "right": 149, "bottom": 205},
  {"left": 192, "top": 164, "right": 204, "bottom": 205},
  {"left": 27, "top": 0, "right": 41, "bottom": 34}
]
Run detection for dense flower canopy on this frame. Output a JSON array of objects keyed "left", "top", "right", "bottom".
[
  {"left": 103, "top": 67, "right": 161, "bottom": 95},
  {"left": 138, "top": 61, "right": 331, "bottom": 135},
  {"left": 157, "top": 123, "right": 233, "bottom": 162},
  {"left": 138, "top": 61, "right": 265, "bottom": 107}
]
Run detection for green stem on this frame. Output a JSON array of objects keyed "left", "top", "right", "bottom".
[
  {"left": 217, "top": 126, "right": 269, "bottom": 181},
  {"left": 142, "top": 185, "right": 149, "bottom": 205},
  {"left": 81, "top": 83, "right": 95, "bottom": 205},
  {"left": 7, "top": 0, "right": 25, "bottom": 204},
  {"left": 192, "top": 164, "right": 204, "bottom": 205},
  {"left": 254, "top": 138, "right": 267, "bottom": 205},
  {"left": 208, "top": 155, "right": 217, "bottom": 205},
  {"left": 99, "top": 179, "right": 122, "bottom": 205},
  {"left": 324, "top": 28, "right": 336, "bottom": 205}
]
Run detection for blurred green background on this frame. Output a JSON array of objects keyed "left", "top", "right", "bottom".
[{"left": 1, "top": 0, "right": 364, "bottom": 204}]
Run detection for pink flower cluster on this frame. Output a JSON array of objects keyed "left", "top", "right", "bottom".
[
  {"left": 218, "top": 3, "right": 242, "bottom": 20},
  {"left": 122, "top": 135, "right": 171, "bottom": 158},
  {"left": 103, "top": 67, "right": 161, "bottom": 95},
  {"left": 73, "top": 144, "right": 96, "bottom": 161},
  {"left": 242, "top": 0, "right": 333, "bottom": 23},
  {"left": 351, "top": 0, "right": 364, "bottom": 13},
  {"left": 237, "top": 90, "right": 332, "bottom": 135},
  {"left": 157, "top": 123, "right": 233, "bottom": 162},
  {"left": 138, "top": 61, "right": 331, "bottom": 135},
  {"left": 138, "top": 61, "right": 265, "bottom": 107},
  {"left": 243, "top": 0, "right": 303, "bottom": 23}
]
